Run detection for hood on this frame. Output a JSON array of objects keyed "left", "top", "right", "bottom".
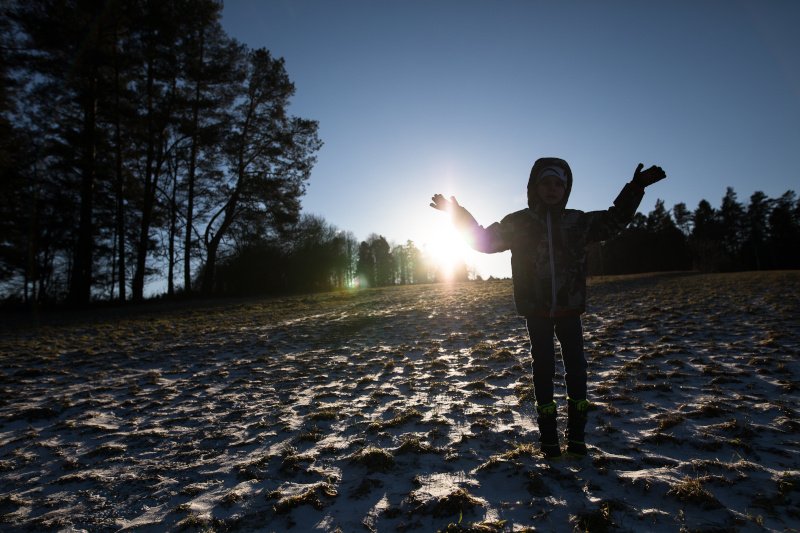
[{"left": 527, "top": 157, "right": 573, "bottom": 211}]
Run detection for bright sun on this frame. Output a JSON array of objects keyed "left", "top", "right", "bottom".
[{"left": 425, "top": 222, "right": 471, "bottom": 282}]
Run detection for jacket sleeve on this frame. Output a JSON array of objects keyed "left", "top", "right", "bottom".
[
  {"left": 451, "top": 205, "right": 511, "bottom": 253},
  {"left": 585, "top": 181, "right": 645, "bottom": 243}
]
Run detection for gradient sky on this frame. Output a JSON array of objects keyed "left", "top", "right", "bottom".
[{"left": 221, "top": 0, "right": 799, "bottom": 279}]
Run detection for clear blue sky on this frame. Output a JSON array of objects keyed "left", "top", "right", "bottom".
[{"left": 221, "top": 0, "right": 799, "bottom": 279}]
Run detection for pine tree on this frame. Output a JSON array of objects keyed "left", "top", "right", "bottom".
[
  {"left": 743, "top": 192, "right": 771, "bottom": 270},
  {"left": 766, "top": 191, "right": 800, "bottom": 268},
  {"left": 719, "top": 187, "right": 745, "bottom": 266}
]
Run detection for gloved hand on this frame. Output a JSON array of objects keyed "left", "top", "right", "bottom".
[
  {"left": 430, "top": 194, "right": 460, "bottom": 212},
  {"left": 431, "top": 193, "right": 480, "bottom": 230},
  {"left": 632, "top": 163, "right": 666, "bottom": 188}
]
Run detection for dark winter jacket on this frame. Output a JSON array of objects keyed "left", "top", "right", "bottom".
[{"left": 452, "top": 157, "right": 645, "bottom": 317}]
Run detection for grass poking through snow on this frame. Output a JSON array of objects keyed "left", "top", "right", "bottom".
[{"left": 1, "top": 271, "right": 799, "bottom": 531}]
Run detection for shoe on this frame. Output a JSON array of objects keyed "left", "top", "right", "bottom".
[
  {"left": 537, "top": 401, "right": 561, "bottom": 459},
  {"left": 541, "top": 443, "right": 562, "bottom": 459},
  {"left": 566, "top": 440, "right": 588, "bottom": 457},
  {"left": 566, "top": 398, "right": 589, "bottom": 457}
]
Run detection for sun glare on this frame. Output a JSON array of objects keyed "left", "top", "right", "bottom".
[{"left": 425, "top": 223, "right": 471, "bottom": 282}]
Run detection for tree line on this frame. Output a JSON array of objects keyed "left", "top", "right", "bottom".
[
  {"left": 212, "top": 214, "right": 467, "bottom": 296},
  {"left": 0, "top": 1, "right": 321, "bottom": 305},
  {"left": 2, "top": 4, "right": 798, "bottom": 306},
  {"left": 588, "top": 188, "right": 800, "bottom": 275},
  {"left": 211, "top": 186, "right": 798, "bottom": 296}
]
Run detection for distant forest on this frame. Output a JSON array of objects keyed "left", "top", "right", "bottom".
[
  {"left": 1, "top": 3, "right": 799, "bottom": 306},
  {"left": 211, "top": 187, "right": 800, "bottom": 296},
  {"left": 586, "top": 189, "right": 800, "bottom": 276}
]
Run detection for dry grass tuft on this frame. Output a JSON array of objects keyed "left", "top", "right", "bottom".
[
  {"left": 308, "top": 407, "right": 339, "bottom": 421},
  {"left": 440, "top": 519, "right": 508, "bottom": 532},
  {"left": 682, "top": 400, "right": 730, "bottom": 419},
  {"left": 570, "top": 500, "right": 622, "bottom": 533},
  {"left": 464, "top": 380, "right": 488, "bottom": 391},
  {"left": 270, "top": 481, "right": 338, "bottom": 514},
  {"left": 368, "top": 408, "right": 423, "bottom": 431},
  {"left": 297, "top": 425, "right": 324, "bottom": 443},
  {"left": 778, "top": 472, "right": 800, "bottom": 495},
  {"left": 488, "top": 349, "right": 515, "bottom": 362},
  {"left": 655, "top": 411, "right": 686, "bottom": 430},
  {"left": 349, "top": 446, "right": 395, "bottom": 472},
  {"left": 221, "top": 490, "right": 246, "bottom": 506},
  {"left": 706, "top": 418, "right": 755, "bottom": 439},
  {"left": 513, "top": 383, "right": 535, "bottom": 403},
  {"left": 396, "top": 435, "right": 436, "bottom": 455},
  {"left": 667, "top": 476, "right": 722, "bottom": 509},
  {"left": 501, "top": 442, "right": 537, "bottom": 460},
  {"left": 175, "top": 512, "right": 210, "bottom": 529},
  {"left": 85, "top": 443, "right": 127, "bottom": 458},
  {"left": 279, "top": 452, "right": 315, "bottom": 474},
  {"left": 476, "top": 443, "right": 537, "bottom": 471},
  {"left": 427, "top": 488, "right": 483, "bottom": 518},
  {"left": 470, "top": 342, "right": 494, "bottom": 355}
]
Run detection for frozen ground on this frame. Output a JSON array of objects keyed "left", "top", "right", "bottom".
[{"left": 0, "top": 271, "right": 798, "bottom": 532}]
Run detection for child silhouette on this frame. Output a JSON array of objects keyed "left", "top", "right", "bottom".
[{"left": 431, "top": 157, "right": 665, "bottom": 458}]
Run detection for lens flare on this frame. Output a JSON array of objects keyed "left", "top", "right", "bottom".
[{"left": 425, "top": 223, "right": 471, "bottom": 282}]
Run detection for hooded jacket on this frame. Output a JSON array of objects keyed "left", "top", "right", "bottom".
[{"left": 452, "top": 157, "right": 644, "bottom": 317}]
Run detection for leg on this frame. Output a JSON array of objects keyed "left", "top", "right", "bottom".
[
  {"left": 555, "top": 316, "right": 589, "bottom": 455},
  {"left": 554, "top": 316, "right": 587, "bottom": 401},
  {"left": 527, "top": 317, "right": 557, "bottom": 405},
  {"left": 527, "top": 317, "right": 560, "bottom": 457}
]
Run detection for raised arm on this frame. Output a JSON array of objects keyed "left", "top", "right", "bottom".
[
  {"left": 585, "top": 163, "right": 667, "bottom": 242},
  {"left": 430, "top": 194, "right": 509, "bottom": 253}
]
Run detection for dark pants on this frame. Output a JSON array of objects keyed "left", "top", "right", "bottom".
[{"left": 526, "top": 316, "right": 587, "bottom": 405}]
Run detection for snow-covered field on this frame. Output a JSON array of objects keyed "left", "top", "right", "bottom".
[{"left": 1, "top": 271, "right": 798, "bottom": 532}]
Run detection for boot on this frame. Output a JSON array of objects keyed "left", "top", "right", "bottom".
[
  {"left": 536, "top": 401, "right": 561, "bottom": 458},
  {"left": 566, "top": 398, "right": 589, "bottom": 456}
]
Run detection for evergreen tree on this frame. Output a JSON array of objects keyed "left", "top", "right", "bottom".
[
  {"left": 371, "top": 235, "right": 394, "bottom": 286},
  {"left": 766, "top": 191, "right": 800, "bottom": 268},
  {"left": 600, "top": 212, "right": 647, "bottom": 274},
  {"left": 644, "top": 199, "right": 690, "bottom": 271},
  {"left": 690, "top": 200, "right": 725, "bottom": 271},
  {"left": 672, "top": 202, "right": 692, "bottom": 236},
  {"left": 356, "top": 241, "right": 374, "bottom": 288},
  {"left": 719, "top": 187, "right": 745, "bottom": 266},
  {"left": 743, "top": 191, "right": 771, "bottom": 270}
]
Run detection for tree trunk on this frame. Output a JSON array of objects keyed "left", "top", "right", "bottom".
[
  {"left": 113, "top": 27, "right": 126, "bottom": 302},
  {"left": 183, "top": 32, "right": 204, "bottom": 294},
  {"left": 131, "top": 76, "right": 155, "bottom": 302},
  {"left": 68, "top": 81, "right": 97, "bottom": 306},
  {"left": 132, "top": 54, "right": 162, "bottom": 301},
  {"left": 202, "top": 237, "right": 219, "bottom": 295},
  {"left": 167, "top": 168, "right": 177, "bottom": 296},
  {"left": 201, "top": 189, "right": 240, "bottom": 295}
]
